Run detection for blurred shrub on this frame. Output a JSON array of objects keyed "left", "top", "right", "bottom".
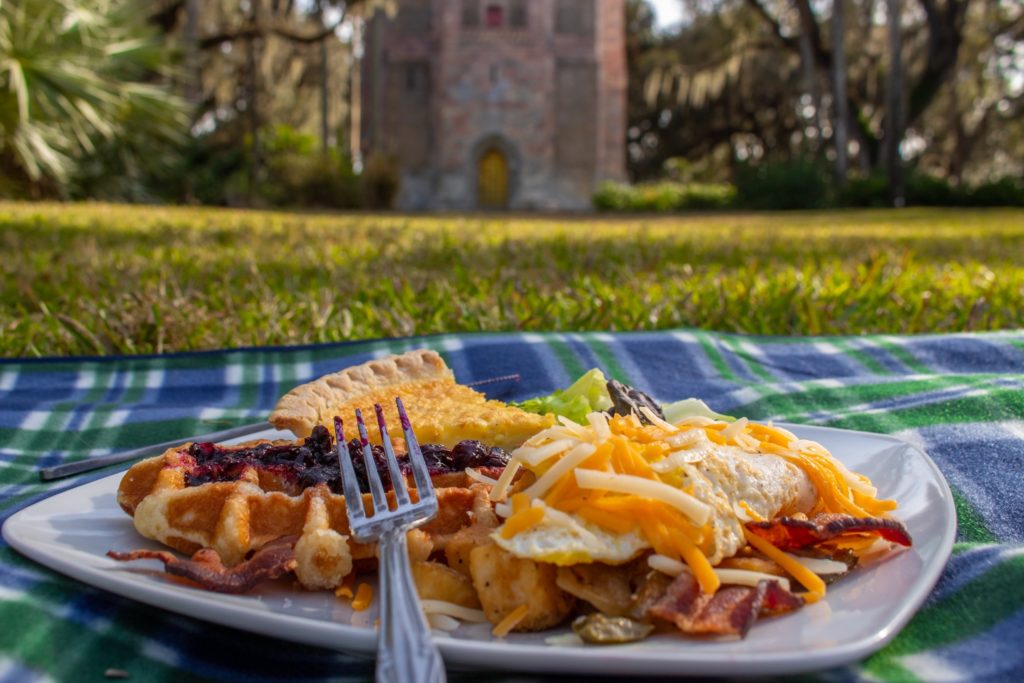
[
  {"left": 361, "top": 153, "right": 400, "bottom": 210},
  {"left": 260, "top": 152, "right": 361, "bottom": 208},
  {"left": 179, "top": 135, "right": 247, "bottom": 206},
  {"left": 258, "top": 126, "right": 361, "bottom": 209},
  {"left": 593, "top": 181, "right": 736, "bottom": 212},
  {"left": 735, "top": 160, "right": 828, "bottom": 210},
  {"left": 592, "top": 181, "right": 633, "bottom": 211},
  {"left": 837, "top": 171, "right": 1023, "bottom": 208},
  {"left": 836, "top": 173, "right": 890, "bottom": 208},
  {"left": 968, "top": 177, "right": 1024, "bottom": 207},
  {"left": 905, "top": 172, "right": 966, "bottom": 206},
  {"left": 179, "top": 125, "right": 361, "bottom": 209}
]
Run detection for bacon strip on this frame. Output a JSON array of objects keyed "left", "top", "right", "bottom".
[
  {"left": 647, "top": 572, "right": 801, "bottom": 638},
  {"left": 108, "top": 536, "right": 298, "bottom": 594},
  {"left": 745, "top": 513, "right": 912, "bottom": 551},
  {"left": 760, "top": 579, "right": 805, "bottom": 616}
]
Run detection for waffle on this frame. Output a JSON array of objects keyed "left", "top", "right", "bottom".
[{"left": 116, "top": 432, "right": 501, "bottom": 590}]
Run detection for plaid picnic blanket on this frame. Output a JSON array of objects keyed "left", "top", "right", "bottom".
[{"left": 2, "top": 329, "right": 1023, "bottom": 682}]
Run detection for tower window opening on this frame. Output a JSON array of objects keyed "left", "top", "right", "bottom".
[{"left": 485, "top": 4, "right": 504, "bottom": 27}]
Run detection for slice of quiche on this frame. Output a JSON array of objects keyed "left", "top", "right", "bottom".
[{"left": 270, "top": 349, "right": 553, "bottom": 451}]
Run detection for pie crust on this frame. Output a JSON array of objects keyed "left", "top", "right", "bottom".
[{"left": 269, "top": 349, "right": 552, "bottom": 451}]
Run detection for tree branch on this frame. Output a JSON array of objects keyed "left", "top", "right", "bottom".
[
  {"left": 794, "top": 0, "right": 827, "bottom": 65},
  {"left": 743, "top": 0, "right": 798, "bottom": 50},
  {"left": 198, "top": 13, "right": 346, "bottom": 50},
  {"left": 150, "top": 0, "right": 186, "bottom": 32},
  {"left": 907, "top": 0, "right": 972, "bottom": 127}
]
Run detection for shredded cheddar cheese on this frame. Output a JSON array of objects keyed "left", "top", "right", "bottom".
[
  {"left": 574, "top": 469, "right": 711, "bottom": 525},
  {"left": 352, "top": 583, "right": 374, "bottom": 611},
  {"left": 334, "top": 573, "right": 356, "bottom": 600},
  {"left": 500, "top": 505, "right": 545, "bottom": 539},
  {"left": 744, "top": 529, "right": 826, "bottom": 602},
  {"left": 492, "top": 604, "right": 530, "bottom": 638},
  {"left": 739, "top": 500, "right": 765, "bottom": 522},
  {"left": 492, "top": 404, "right": 898, "bottom": 603}
]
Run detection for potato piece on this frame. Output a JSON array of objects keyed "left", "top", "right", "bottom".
[
  {"left": 443, "top": 486, "right": 500, "bottom": 578},
  {"left": 411, "top": 560, "right": 481, "bottom": 609},
  {"left": 407, "top": 529, "right": 433, "bottom": 563},
  {"left": 444, "top": 521, "right": 494, "bottom": 578},
  {"left": 420, "top": 488, "right": 477, "bottom": 550},
  {"left": 469, "top": 543, "right": 575, "bottom": 632},
  {"left": 628, "top": 569, "right": 673, "bottom": 621},
  {"left": 555, "top": 562, "right": 638, "bottom": 617}
]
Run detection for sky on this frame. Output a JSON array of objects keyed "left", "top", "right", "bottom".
[{"left": 648, "top": 0, "right": 684, "bottom": 30}]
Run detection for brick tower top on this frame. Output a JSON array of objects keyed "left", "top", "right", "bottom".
[{"left": 361, "top": 0, "right": 627, "bottom": 210}]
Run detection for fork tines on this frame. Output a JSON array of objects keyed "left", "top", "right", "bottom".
[{"left": 333, "top": 398, "right": 438, "bottom": 542}]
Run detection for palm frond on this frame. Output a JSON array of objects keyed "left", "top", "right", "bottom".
[{"left": 0, "top": 0, "right": 188, "bottom": 194}]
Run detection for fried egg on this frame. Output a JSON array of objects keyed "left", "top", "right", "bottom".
[
  {"left": 494, "top": 511, "right": 649, "bottom": 565},
  {"left": 494, "top": 420, "right": 817, "bottom": 566}
]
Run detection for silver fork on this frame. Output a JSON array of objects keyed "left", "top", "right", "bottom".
[{"left": 334, "top": 398, "right": 446, "bottom": 683}]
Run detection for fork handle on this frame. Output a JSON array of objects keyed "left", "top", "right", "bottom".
[{"left": 375, "top": 527, "right": 447, "bottom": 683}]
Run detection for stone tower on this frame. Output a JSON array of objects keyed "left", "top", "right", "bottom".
[{"left": 361, "top": 0, "right": 627, "bottom": 211}]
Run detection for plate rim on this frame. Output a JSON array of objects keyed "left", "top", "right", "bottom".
[{"left": 2, "top": 422, "right": 957, "bottom": 677}]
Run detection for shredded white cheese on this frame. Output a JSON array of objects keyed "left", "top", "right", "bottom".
[
  {"left": 639, "top": 407, "right": 679, "bottom": 433},
  {"left": 650, "top": 446, "right": 712, "bottom": 472},
  {"left": 427, "top": 613, "right": 461, "bottom": 631},
  {"left": 464, "top": 467, "right": 499, "bottom": 486},
  {"left": 713, "top": 568, "right": 791, "bottom": 592},
  {"left": 513, "top": 438, "right": 575, "bottom": 467},
  {"left": 720, "top": 417, "right": 748, "bottom": 442},
  {"left": 793, "top": 556, "right": 850, "bottom": 575},
  {"left": 648, "top": 553, "right": 687, "bottom": 576},
  {"left": 665, "top": 429, "right": 705, "bottom": 449},
  {"left": 586, "top": 411, "right": 612, "bottom": 443},
  {"left": 523, "top": 442, "right": 597, "bottom": 499},
  {"left": 733, "top": 432, "right": 761, "bottom": 452},
  {"left": 420, "top": 600, "right": 488, "bottom": 623},
  {"left": 557, "top": 415, "right": 590, "bottom": 437},
  {"left": 488, "top": 459, "right": 521, "bottom": 502},
  {"left": 530, "top": 499, "right": 602, "bottom": 546}
]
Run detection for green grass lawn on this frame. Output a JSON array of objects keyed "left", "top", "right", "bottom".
[{"left": 2, "top": 202, "right": 1022, "bottom": 357}]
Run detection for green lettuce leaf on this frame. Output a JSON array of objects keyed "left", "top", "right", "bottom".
[
  {"left": 513, "top": 368, "right": 613, "bottom": 424},
  {"left": 661, "top": 398, "right": 735, "bottom": 423}
]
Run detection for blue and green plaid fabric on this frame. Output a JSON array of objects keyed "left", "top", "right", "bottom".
[{"left": 2, "top": 329, "right": 1023, "bottom": 682}]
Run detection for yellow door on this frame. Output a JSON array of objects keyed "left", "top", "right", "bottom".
[{"left": 477, "top": 148, "right": 509, "bottom": 209}]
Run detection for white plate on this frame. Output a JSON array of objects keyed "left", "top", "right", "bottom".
[{"left": 3, "top": 424, "right": 955, "bottom": 677}]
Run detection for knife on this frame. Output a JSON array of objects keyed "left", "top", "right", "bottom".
[
  {"left": 39, "top": 421, "right": 274, "bottom": 481},
  {"left": 37, "top": 373, "right": 523, "bottom": 482}
]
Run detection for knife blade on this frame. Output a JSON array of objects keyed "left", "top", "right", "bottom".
[{"left": 39, "top": 421, "right": 274, "bottom": 481}]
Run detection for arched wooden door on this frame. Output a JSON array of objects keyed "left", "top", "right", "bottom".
[{"left": 477, "top": 148, "right": 509, "bottom": 209}]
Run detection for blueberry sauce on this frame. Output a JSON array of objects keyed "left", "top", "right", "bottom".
[{"left": 183, "top": 424, "right": 508, "bottom": 494}]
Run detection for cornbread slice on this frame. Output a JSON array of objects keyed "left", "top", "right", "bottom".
[{"left": 269, "top": 349, "right": 553, "bottom": 451}]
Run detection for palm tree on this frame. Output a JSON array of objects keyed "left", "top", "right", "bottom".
[{"left": 0, "top": 0, "right": 188, "bottom": 196}]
